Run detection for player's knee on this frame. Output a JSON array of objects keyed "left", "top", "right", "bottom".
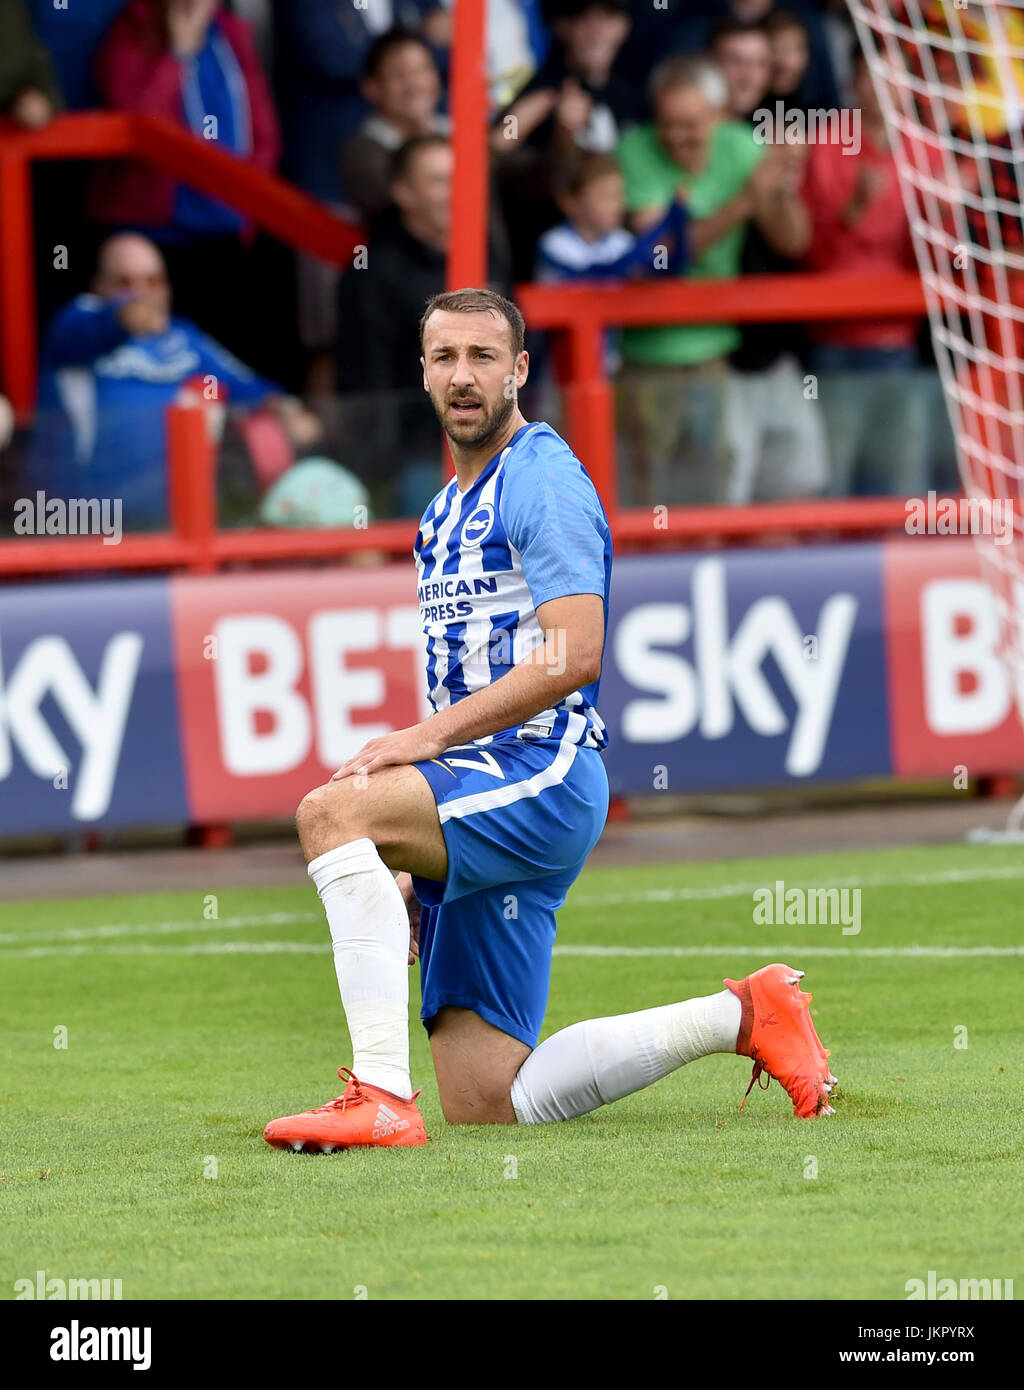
[
  {"left": 295, "top": 788, "right": 326, "bottom": 847},
  {"left": 296, "top": 783, "right": 368, "bottom": 856}
]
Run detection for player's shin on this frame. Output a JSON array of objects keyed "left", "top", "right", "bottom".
[
  {"left": 307, "top": 837, "right": 413, "bottom": 1100},
  {"left": 509, "top": 990, "right": 741, "bottom": 1124}
]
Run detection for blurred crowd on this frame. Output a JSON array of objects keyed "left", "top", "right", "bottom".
[{"left": 1, "top": 0, "right": 959, "bottom": 530}]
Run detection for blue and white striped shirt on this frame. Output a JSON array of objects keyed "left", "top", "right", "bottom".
[{"left": 414, "top": 421, "right": 611, "bottom": 750}]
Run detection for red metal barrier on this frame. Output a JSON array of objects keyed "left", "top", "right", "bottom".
[
  {"left": 167, "top": 403, "right": 217, "bottom": 573},
  {"left": 0, "top": 399, "right": 923, "bottom": 577},
  {"left": 517, "top": 271, "right": 927, "bottom": 510}
]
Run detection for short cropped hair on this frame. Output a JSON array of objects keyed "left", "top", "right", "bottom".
[{"left": 419, "top": 288, "right": 526, "bottom": 357}]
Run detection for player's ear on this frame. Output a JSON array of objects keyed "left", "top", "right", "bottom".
[
  {"left": 516, "top": 350, "right": 529, "bottom": 387},
  {"left": 421, "top": 356, "right": 429, "bottom": 392}
]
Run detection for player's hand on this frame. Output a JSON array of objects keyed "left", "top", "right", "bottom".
[
  {"left": 396, "top": 871, "right": 421, "bottom": 966},
  {"left": 330, "top": 721, "right": 447, "bottom": 781}
]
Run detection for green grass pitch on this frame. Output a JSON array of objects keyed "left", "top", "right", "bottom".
[{"left": 2, "top": 842, "right": 1021, "bottom": 1301}]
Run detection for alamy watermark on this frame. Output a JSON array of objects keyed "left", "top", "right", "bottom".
[
  {"left": 753, "top": 102, "right": 861, "bottom": 155},
  {"left": 753, "top": 879, "right": 861, "bottom": 935},
  {"left": 14, "top": 1269, "right": 122, "bottom": 1299},
  {"left": 905, "top": 491, "right": 1013, "bottom": 546},
  {"left": 50, "top": 1320, "right": 151, "bottom": 1371},
  {"left": 906, "top": 1270, "right": 1013, "bottom": 1300},
  {"left": 13, "top": 491, "right": 122, "bottom": 546}
]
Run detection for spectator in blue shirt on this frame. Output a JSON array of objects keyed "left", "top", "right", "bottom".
[{"left": 28, "top": 234, "right": 320, "bottom": 530}]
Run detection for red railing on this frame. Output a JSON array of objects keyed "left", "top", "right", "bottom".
[
  {"left": 517, "top": 270, "right": 928, "bottom": 515},
  {"left": 0, "top": 111, "right": 935, "bottom": 578}
]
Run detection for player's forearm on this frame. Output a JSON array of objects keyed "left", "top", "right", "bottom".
[{"left": 427, "top": 647, "right": 596, "bottom": 749}]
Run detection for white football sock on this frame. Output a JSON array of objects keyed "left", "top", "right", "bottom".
[
  {"left": 307, "top": 837, "right": 412, "bottom": 1100},
  {"left": 509, "top": 989, "right": 742, "bottom": 1124}
]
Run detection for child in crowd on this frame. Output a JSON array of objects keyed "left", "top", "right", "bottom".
[
  {"left": 535, "top": 151, "right": 688, "bottom": 283},
  {"left": 533, "top": 151, "right": 688, "bottom": 376}
]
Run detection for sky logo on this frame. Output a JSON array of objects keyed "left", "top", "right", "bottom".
[
  {"left": 614, "top": 556, "right": 860, "bottom": 778},
  {"left": 0, "top": 579, "right": 185, "bottom": 833}
]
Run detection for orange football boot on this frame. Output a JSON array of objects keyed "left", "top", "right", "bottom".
[
  {"left": 724, "top": 963, "right": 837, "bottom": 1118},
  {"left": 263, "top": 1067, "right": 427, "bottom": 1152}
]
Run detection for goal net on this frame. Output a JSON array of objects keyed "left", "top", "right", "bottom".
[{"left": 847, "top": 1, "right": 1024, "bottom": 751}]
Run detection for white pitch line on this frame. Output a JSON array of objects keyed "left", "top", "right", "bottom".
[
  {"left": 0, "top": 942, "right": 1021, "bottom": 960},
  {"left": 0, "top": 911, "right": 319, "bottom": 947},
  {"left": 572, "top": 863, "right": 1024, "bottom": 906},
  {"left": 3, "top": 861, "right": 1023, "bottom": 948},
  {"left": 555, "top": 944, "right": 1024, "bottom": 958},
  {"left": 0, "top": 941, "right": 330, "bottom": 958}
]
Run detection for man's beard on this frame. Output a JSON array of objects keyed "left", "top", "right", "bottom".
[{"left": 430, "top": 388, "right": 516, "bottom": 450}]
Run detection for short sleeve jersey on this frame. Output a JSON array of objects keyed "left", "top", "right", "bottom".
[{"left": 413, "top": 421, "right": 612, "bottom": 749}]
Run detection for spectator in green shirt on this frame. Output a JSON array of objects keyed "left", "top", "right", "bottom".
[{"left": 615, "top": 54, "right": 808, "bottom": 504}]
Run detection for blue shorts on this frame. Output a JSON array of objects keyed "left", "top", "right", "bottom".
[{"left": 410, "top": 737, "right": 609, "bottom": 1048}]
